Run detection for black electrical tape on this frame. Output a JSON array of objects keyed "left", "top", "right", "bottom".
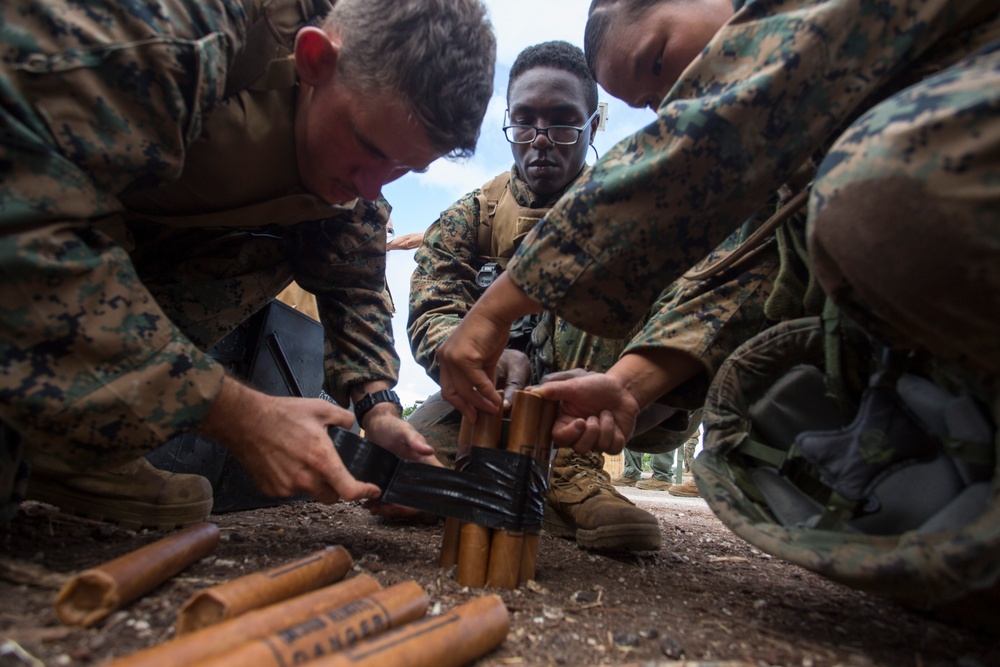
[{"left": 329, "top": 426, "right": 546, "bottom": 531}]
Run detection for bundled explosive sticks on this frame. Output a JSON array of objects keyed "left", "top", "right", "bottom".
[
  {"left": 307, "top": 594, "right": 509, "bottom": 667},
  {"left": 176, "top": 545, "right": 353, "bottom": 634},
  {"left": 55, "top": 522, "right": 220, "bottom": 628},
  {"left": 455, "top": 401, "right": 504, "bottom": 588},
  {"left": 444, "top": 389, "right": 557, "bottom": 589},
  {"left": 111, "top": 569, "right": 509, "bottom": 667},
  {"left": 187, "top": 581, "right": 429, "bottom": 667},
  {"left": 109, "top": 575, "right": 382, "bottom": 667}
]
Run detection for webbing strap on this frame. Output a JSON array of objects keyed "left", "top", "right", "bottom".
[{"left": 735, "top": 438, "right": 790, "bottom": 469}]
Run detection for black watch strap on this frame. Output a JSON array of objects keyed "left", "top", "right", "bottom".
[{"left": 354, "top": 389, "right": 402, "bottom": 426}]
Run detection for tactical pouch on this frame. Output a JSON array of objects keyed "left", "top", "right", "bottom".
[
  {"left": 695, "top": 316, "right": 1000, "bottom": 627},
  {"left": 147, "top": 299, "right": 327, "bottom": 512}
]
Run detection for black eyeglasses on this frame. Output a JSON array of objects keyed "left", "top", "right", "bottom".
[{"left": 502, "top": 108, "right": 600, "bottom": 145}]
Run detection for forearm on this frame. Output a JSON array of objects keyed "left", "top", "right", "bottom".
[
  {"left": 606, "top": 349, "right": 703, "bottom": 414},
  {"left": 470, "top": 272, "right": 544, "bottom": 330}
]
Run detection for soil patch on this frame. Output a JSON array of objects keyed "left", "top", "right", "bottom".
[{"left": 1, "top": 489, "right": 997, "bottom": 666}]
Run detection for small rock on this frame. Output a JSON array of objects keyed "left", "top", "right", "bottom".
[
  {"left": 612, "top": 632, "right": 640, "bottom": 648},
  {"left": 659, "top": 635, "right": 684, "bottom": 659}
]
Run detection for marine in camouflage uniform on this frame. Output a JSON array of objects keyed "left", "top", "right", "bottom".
[
  {"left": 407, "top": 41, "right": 663, "bottom": 552},
  {"left": 0, "top": 0, "right": 496, "bottom": 526},
  {"left": 436, "top": 0, "right": 1000, "bottom": 620}
]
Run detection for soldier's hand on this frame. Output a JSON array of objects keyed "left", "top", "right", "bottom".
[
  {"left": 361, "top": 406, "right": 437, "bottom": 464},
  {"left": 535, "top": 370, "right": 640, "bottom": 455},
  {"left": 438, "top": 308, "right": 508, "bottom": 421},
  {"left": 202, "top": 377, "right": 379, "bottom": 504},
  {"left": 439, "top": 273, "right": 542, "bottom": 421},
  {"left": 496, "top": 349, "right": 532, "bottom": 410}
]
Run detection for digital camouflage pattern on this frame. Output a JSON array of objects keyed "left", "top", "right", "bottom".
[
  {"left": 695, "top": 317, "right": 1000, "bottom": 621},
  {"left": 0, "top": 0, "right": 398, "bottom": 488},
  {"left": 408, "top": 166, "right": 623, "bottom": 386},
  {"left": 505, "top": 0, "right": 1000, "bottom": 342},
  {"left": 409, "top": 167, "right": 782, "bottom": 409},
  {"left": 494, "top": 0, "right": 1000, "bottom": 615}
]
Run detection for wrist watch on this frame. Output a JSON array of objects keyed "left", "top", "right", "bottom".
[{"left": 354, "top": 389, "right": 402, "bottom": 427}]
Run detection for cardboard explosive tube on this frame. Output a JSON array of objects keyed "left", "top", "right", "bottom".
[
  {"left": 54, "top": 522, "right": 220, "bottom": 628},
  {"left": 308, "top": 595, "right": 509, "bottom": 667},
  {"left": 439, "top": 417, "right": 475, "bottom": 569},
  {"left": 108, "top": 575, "right": 381, "bottom": 667},
  {"left": 455, "top": 402, "right": 503, "bottom": 588},
  {"left": 518, "top": 394, "right": 558, "bottom": 584},
  {"left": 189, "top": 581, "right": 429, "bottom": 667},
  {"left": 176, "top": 545, "right": 353, "bottom": 634},
  {"left": 486, "top": 390, "right": 548, "bottom": 589}
]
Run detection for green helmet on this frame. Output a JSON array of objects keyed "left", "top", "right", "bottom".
[{"left": 694, "top": 316, "right": 1000, "bottom": 629}]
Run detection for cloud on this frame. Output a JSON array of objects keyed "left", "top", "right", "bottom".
[{"left": 484, "top": 0, "right": 590, "bottom": 65}]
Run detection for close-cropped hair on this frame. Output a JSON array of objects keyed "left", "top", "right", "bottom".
[
  {"left": 584, "top": 0, "right": 664, "bottom": 75},
  {"left": 508, "top": 40, "right": 599, "bottom": 114},
  {"left": 325, "top": 0, "right": 496, "bottom": 158}
]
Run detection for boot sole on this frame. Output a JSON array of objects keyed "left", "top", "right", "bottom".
[
  {"left": 27, "top": 477, "right": 213, "bottom": 531},
  {"left": 543, "top": 511, "right": 661, "bottom": 552}
]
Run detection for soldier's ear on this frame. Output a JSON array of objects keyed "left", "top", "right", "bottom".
[{"left": 294, "top": 26, "right": 341, "bottom": 86}]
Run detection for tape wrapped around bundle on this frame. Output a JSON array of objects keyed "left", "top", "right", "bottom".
[
  {"left": 331, "top": 427, "right": 546, "bottom": 532},
  {"left": 307, "top": 595, "right": 509, "bottom": 667},
  {"left": 456, "top": 405, "right": 503, "bottom": 588},
  {"left": 55, "top": 522, "right": 220, "bottom": 628},
  {"left": 176, "top": 545, "right": 353, "bottom": 634},
  {"left": 109, "top": 575, "right": 381, "bottom": 667},
  {"left": 488, "top": 390, "right": 557, "bottom": 588}
]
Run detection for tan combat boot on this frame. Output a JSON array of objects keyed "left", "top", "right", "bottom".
[
  {"left": 543, "top": 449, "right": 661, "bottom": 552},
  {"left": 27, "top": 455, "right": 213, "bottom": 530},
  {"left": 667, "top": 478, "right": 701, "bottom": 497}
]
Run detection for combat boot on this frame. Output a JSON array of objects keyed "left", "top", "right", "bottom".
[
  {"left": 543, "top": 449, "right": 661, "bottom": 552},
  {"left": 668, "top": 479, "right": 701, "bottom": 497},
  {"left": 27, "top": 455, "right": 213, "bottom": 530}
]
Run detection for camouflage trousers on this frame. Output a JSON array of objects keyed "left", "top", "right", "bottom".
[
  {"left": 808, "top": 39, "right": 1000, "bottom": 390},
  {"left": 0, "top": 223, "right": 295, "bottom": 520}
]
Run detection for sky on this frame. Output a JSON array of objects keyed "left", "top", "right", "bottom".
[{"left": 381, "top": 0, "right": 657, "bottom": 407}]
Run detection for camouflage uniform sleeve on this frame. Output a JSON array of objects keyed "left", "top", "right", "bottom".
[
  {"left": 407, "top": 191, "right": 484, "bottom": 383},
  {"left": 505, "top": 0, "right": 987, "bottom": 338},
  {"left": 0, "top": 0, "right": 251, "bottom": 465},
  {"left": 291, "top": 198, "right": 399, "bottom": 406}
]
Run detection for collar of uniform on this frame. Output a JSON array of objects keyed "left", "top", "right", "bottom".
[{"left": 251, "top": 54, "right": 298, "bottom": 92}]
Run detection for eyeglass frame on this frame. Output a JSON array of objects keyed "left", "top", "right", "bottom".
[{"left": 501, "top": 108, "right": 601, "bottom": 145}]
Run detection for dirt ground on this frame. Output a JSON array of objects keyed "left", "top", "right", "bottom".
[{"left": 1, "top": 484, "right": 997, "bottom": 667}]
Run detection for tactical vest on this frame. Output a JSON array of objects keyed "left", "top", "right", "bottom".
[
  {"left": 473, "top": 172, "right": 549, "bottom": 269},
  {"left": 121, "top": 0, "right": 341, "bottom": 229}
]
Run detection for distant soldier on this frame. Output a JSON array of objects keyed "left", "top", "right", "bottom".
[{"left": 408, "top": 41, "right": 721, "bottom": 552}]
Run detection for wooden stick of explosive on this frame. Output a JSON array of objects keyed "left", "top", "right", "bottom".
[
  {"left": 518, "top": 393, "right": 558, "bottom": 584},
  {"left": 439, "top": 417, "right": 475, "bottom": 569},
  {"left": 486, "top": 389, "right": 551, "bottom": 589},
  {"left": 55, "top": 522, "right": 220, "bottom": 628},
  {"left": 187, "top": 581, "right": 429, "bottom": 667},
  {"left": 108, "top": 575, "right": 381, "bottom": 667},
  {"left": 306, "top": 595, "right": 509, "bottom": 667},
  {"left": 455, "top": 397, "right": 503, "bottom": 588},
  {"left": 176, "top": 545, "right": 354, "bottom": 634}
]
